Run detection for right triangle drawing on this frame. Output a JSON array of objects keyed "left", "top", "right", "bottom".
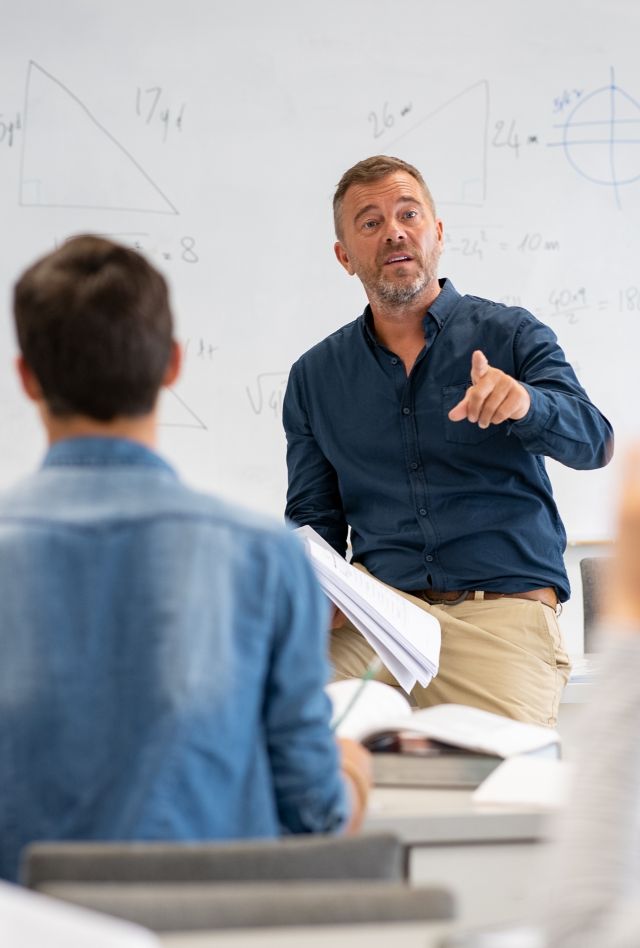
[
  {"left": 159, "top": 389, "right": 207, "bottom": 430},
  {"left": 20, "top": 61, "right": 178, "bottom": 214},
  {"left": 386, "top": 80, "right": 489, "bottom": 207}
]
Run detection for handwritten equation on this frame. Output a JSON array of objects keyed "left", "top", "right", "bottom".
[
  {"left": 496, "top": 286, "right": 636, "bottom": 325},
  {"left": 552, "top": 87, "right": 584, "bottom": 114},
  {"left": 246, "top": 373, "right": 289, "bottom": 417},
  {"left": 368, "top": 100, "right": 412, "bottom": 139},
  {"left": 0, "top": 112, "right": 21, "bottom": 147},
  {"left": 444, "top": 228, "right": 560, "bottom": 262},
  {"left": 492, "top": 118, "right": 539, "bottom": 157},
  {"left": 183, "top": 337, "right": 219, "bottom": 361},
  {"left": 88, "top": 233, "right": 199, "bottom": 265},
  {"left": 135, "top": 85, "right": 186, "bottom": 143}
]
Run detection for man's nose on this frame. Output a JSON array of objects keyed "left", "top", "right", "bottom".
[{"left": 384, "top": 222, "right": 406, "bottom": 242}]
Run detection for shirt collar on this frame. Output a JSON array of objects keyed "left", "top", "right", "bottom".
[
  {"left": 42, "top": 436, "right": 176, "bottom": 475},
  {"left": 361, "top": 277, "right": 461, "bottom": 345},
  {"left": 427, "top": 277, "right": 461, "bottom": 328}
]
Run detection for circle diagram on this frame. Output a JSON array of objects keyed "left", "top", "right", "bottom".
[{"left": 558, "top": 69, "right": 640, "bottom": 203}]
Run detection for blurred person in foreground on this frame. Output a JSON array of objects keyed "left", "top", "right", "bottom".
[
  {"left": 544, "top": 447, "right": 640, "bottom": 947},
  {"left": 0, "top": 235, "right": 370, "bottom": 883}
]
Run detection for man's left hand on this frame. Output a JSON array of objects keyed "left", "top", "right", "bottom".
[{"left": 448, "top": 350, "right": 530, "bottom": 429}]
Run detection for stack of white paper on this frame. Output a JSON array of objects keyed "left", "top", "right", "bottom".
[{"left": 296, "top": 526, "right": 441, "bottom": 692}]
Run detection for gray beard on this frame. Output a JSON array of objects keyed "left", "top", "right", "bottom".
[{"left": 371, "top": 272, "right": 431, "bottom": 307}]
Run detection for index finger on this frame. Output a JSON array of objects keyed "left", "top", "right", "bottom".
[{"left": 470, "top": 349, "right": 489, "bottom": 384}]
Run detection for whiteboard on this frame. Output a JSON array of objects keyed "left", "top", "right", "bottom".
[{"left": 0, "top": 0, "right": 637, "bottom": 542}]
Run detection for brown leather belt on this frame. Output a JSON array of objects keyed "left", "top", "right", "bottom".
[{"left": 417, "top": 586, "right": 558, "bottom": 610}]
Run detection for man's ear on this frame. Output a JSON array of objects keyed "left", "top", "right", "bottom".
[
  {"left": 334, "top": 241, "right": 355, "bottom": 276},
  {"left": 162, "top": 340, "right": 182, "bottom": 388},
  {"left": 16, "top": 356, "right": 43, "bottom": 402}
]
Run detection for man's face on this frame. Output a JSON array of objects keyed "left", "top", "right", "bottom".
[{"left": 334, "top": 171, "right": 443, "bottom": 307}]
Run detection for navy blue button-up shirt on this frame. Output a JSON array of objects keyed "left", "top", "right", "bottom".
[{"left": 284, "top": 280, "right": 613, "bottom": 602}]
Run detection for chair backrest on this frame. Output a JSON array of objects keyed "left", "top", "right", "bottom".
[
  {"left": 31, "top": 880, "right": 456, "bottom": 931},
  {"left": 23, "top": 835, "right": 455, "bottom": 933},
  {"left": 22, "top": 833, "right": 405, "bottom": 888},
  {"left": 579, "top": 557, "right": 610, "bottom": 652}
]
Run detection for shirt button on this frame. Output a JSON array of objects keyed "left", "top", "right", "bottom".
[
  {"left": 391, "top": 357, "right": 399, "bottom": 365},
  {"left": 402, "top": 407, "right": 411, "bottom": 415},
  {"left": 419, "top": 508, "right": 427, "bottom": 517},
  {"left": 425, "top": 554, "right": 434, "bottom": 562},
  {"left": 410, "top": 462, "right": 419, "bottom": 471}
]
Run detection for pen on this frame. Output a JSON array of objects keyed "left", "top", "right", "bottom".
[{"left": 331, "top": 656, "right": 384, "bottom": 732}]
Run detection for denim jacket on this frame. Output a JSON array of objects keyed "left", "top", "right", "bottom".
[{"left": 0, "top": 437, "right": 347, "bottom": 881}]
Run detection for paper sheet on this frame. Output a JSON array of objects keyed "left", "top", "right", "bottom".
[{"left": 296, "top": 526, "right": 441, "bottom": 692}]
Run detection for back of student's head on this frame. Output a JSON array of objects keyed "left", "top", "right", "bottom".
[{"left": 13, "top": 235, "right": 174, "bottom": 421}]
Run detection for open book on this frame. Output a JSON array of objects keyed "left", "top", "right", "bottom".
[
  {"left": 327, "top": 680, "right": 561, "bottom": 758},
  {"left": 296, "top": 525, "right": 441, "bottom": 692}
]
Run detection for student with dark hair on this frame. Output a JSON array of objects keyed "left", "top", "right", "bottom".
[{"left": 0, "top": 235, "right": 370, "bottom": 883}]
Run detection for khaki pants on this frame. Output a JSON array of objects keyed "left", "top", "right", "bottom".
[{"left": 330, "top": 576, "right": 571, "bottom": 727}]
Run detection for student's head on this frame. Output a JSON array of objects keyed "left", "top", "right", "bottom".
[
  {"left": 13, "top": 235, "right": 176, "bottom": 422},
  {"left": 333, "top": 155, "right": 436, "bottom": 240}
]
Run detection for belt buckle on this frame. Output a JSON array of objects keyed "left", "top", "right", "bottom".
[{"left": 422, "top": 590, "right": 469, "bottom": 606}]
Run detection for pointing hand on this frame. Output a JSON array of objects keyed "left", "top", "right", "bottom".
[{"left": 448, "top": 350, "right": 530, "bottom": 429}]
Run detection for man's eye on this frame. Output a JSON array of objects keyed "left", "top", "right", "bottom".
[
  {"left": 402, "top": 210, "right": 418, "bottom": 220},
  {"left": 362, "top": 220, "right": 378, "bottom": 230}
]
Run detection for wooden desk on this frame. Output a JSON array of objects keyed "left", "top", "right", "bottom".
[{"left": 365, "top": 786, "right": 555, "bottom": 928}]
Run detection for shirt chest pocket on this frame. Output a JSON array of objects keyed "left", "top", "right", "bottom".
[{"left": 441, "top": 383, "right": 503, "bottom": 445}]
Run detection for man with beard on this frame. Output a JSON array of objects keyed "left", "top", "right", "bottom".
[{"left": 283, "top": 155, "right": 613, "bottom": 726}]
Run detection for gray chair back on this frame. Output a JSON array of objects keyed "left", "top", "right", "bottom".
[
  {"left": 23, "top": 835, "right": 455, "bottom": 932},
  {"left": 32, "top": 880, "right": 456, "bottom": 931},
  {"left": 579, "top": 556, "right": 610, "bottom": 652},
  {"left": 22, "top": 833, "right": 405, "bottom": 888}
]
